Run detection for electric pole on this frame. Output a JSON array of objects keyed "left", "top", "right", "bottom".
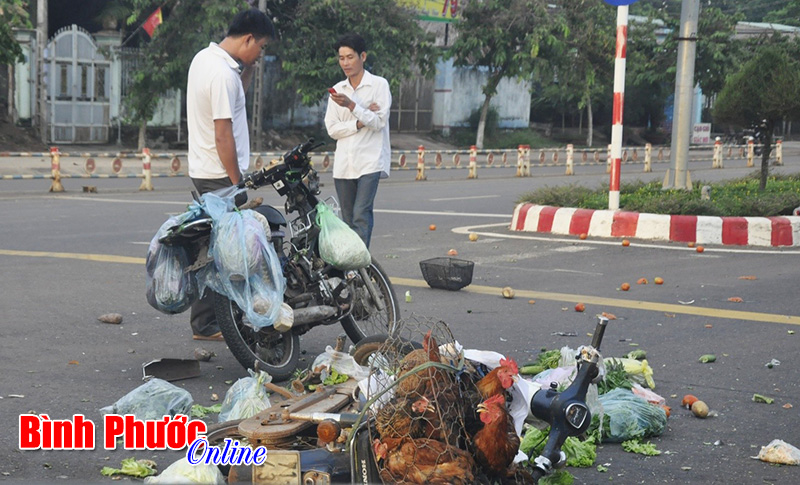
[
  {"left": 250, "top": 0, "right": 267, "bottom": 152},
  {"left": 663, "top": 0, "right": 699, "bottom": 190}
]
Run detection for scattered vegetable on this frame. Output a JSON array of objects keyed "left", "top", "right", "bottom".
[
  {"left": 753, "top": 394, "right": 774, "bottom": 404},
  {"left": 190, "top": 404, "right": 222, "bottom": 418},
  {"left": 468, "top": 232, "right": 479, "bottom": 241},
  {"left": 502, "top": 287, "right": 515, "bottom": 299},
  {"left": 447, "top": 248, "right": 458, "bottom": 256},
  {"left": 691, "top": 401, "right": 709, "bottom": 418},
  {"left": 696, "top": 245, "right": 705, "bottom": 253},
  {"left": 597, "top": 360, "right": 634, "bottom": 395},
  {"left": 575, "top": 303, "right": 585, "bottom": 312},
  {"left": 620, "top": 282, "right": 631, "bottom": 291},
  {"left": 626, "top": 349, "right": 647, "bottom": 360},
  {"left": 322, "top": 369, "right": 349, "bottom": 386},
  {"left": 100, "top": 458, "right": 157, "bottom": 478},
  {"left": 601, "top": 311, "right": 617, "bottom": 320},
  {"left": 682, "top": 395, "right": 699, "bottom": 408},
  {"left": 621, "top": 439, "right": 661, "bottom": 455},
  {"left": 654, "top": 277, "right": 664, "bottom": 285},
  {"left": 637, "top": 278, "right": 648, "bottom": 285},
  {"left": 622, "top": 239, "right": 630, "bottom": 247},
  {"left": 429, "top": 224, "right": 436, "bottom": 231},
  {"left": 698, "top": 354, "right": 716, "bottom": 363},
  {"left": 727, "top": 297, "right": 743, "bottom": 303},
  {"left": 579, "top": 233, "right": 587, "bottom": 240}
]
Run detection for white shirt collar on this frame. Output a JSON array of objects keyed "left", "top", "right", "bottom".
[
  {"left": 341, "top": 69, "right": 375, "bottom": 92},
  {"left": 207, "top": 42, "right": 241, "bottom": 73}
]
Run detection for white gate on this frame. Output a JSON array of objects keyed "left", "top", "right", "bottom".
[{"left": 45, "top": 25, "right": 111, "bottom": 143}]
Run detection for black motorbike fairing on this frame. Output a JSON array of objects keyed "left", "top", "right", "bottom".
[{"left": 252, "top": 204, "right": 287, "bottom": 228}]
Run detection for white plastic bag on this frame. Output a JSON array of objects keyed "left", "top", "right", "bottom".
[
  {"left": 100, "top": 378, "right": 193, "bottom": 421},
  {"left": 143, "top": 457, "right": 225, "bottom": 484},
  {"left": 312, "top": 345, "right": 370, "bottom": 382},
  {"left": 315, "top": 202, "right": 371, "bottom": 270},
  {"left": 757, "top": 439, "right": 800, "bottom": 465},
  {"left": 218, "top": 370, "right": 272, "bottom": 422}
]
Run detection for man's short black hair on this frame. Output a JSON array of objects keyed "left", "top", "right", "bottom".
[
  {"left": 227, "top": 8, "right": 275, "bottom": 40},
  {"left": 334, "top": 33, "right": 366, "bottom": 55}
]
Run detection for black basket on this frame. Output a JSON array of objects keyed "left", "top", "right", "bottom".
[{"left": 419, "top": 257, "right": 474, "bottom": 291}]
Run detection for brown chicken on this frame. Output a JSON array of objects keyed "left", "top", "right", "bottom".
[
  {"left": 477, "top": 357, "right": 519, "bottom": 399},
  {"left": 473, "top": 394, "right": 520, "bottom": 477},
  {"left": 375, "top": 437, "right": 475, "bottom": 485},
  {"left": 375, "top": 396, "right": 433, "bottom": 439},
  {"left": 395, "top": 330, "right": 446, "bottom": 400}
]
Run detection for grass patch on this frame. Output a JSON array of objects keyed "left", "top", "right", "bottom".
[
  {"left": 517, "top": 172, "right": 800, "bottom": 217},
  {"left": 433, "top": 128, "right": 553, "bottom": 150}
]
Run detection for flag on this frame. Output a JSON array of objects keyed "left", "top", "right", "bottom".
[{"left": 142, "top": 7, "right": 163, "bottom": 38}]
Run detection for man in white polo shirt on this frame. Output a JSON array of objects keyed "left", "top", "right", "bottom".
[
  {"left": 186, "top": 8, "right": 275, "bottom": 341},
  {"left": 325, "top": 33, "right": 391, "bottom": 248}
]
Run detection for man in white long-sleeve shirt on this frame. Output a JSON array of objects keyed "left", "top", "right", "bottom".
[{"left": 324, "top": 33, "right": 391, "bottom": 248}]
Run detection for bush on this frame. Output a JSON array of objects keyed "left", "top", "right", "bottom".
[{"left": 517, "top": 173, "right": 800, "bottom": 217}]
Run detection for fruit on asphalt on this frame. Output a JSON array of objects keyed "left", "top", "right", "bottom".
[
  {"left": 528, "top": 299, "right": 536, "bottom": 305},
  {"left": 691, "top": 400, "right": 709, "bottom": 418},
  {"left": 696, "top": 245, "right": 705, "bottom": 253},
  {"left": 620, "top": 282, "right": 631, "bottom": 291},
  {"left": 654, "top": 277, "right": 664, "bottom": 285},
  {"left": 682, "top": 394, "right": 699, "bottom": 408},
  {"left": 429, "top": 224, "right": 437, "bottom": 231},
  {"left": 622, "top": 239, "right": 630, "bottom": 247},
  {"left": 502, "top": 287, "right": 515, "bottom": 299},
  {"left": 447, "top": 248, "right": 458, "bottom": 256},
  {"left": 579, "top": 233, "right": 588, "bottom": 240},
  {"left": 469, "top": 232, "right": 479, "bottom": 241},
  {"left": 637, "top": 278, "right": 648, "bottom": 285},
  {"left": 688, "top": 241, "right": 696, "bottom": 248},
  {"left": 575, "top": 303, "right": 586, "bottom": 312}
]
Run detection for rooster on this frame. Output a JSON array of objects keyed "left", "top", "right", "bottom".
[
  {"left": 472, "top": 394, "right": 520, "bottom": 477},
  {"left": 477, "top": 357, "right": 519, "bottom": 399},
  {"left": 375, "top": 397, "right": 434, "bottom": 439},
  {"left": 374, "top": 437, "right": 475, "bottom": 484}
]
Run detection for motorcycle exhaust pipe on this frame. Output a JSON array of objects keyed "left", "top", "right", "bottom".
[{"left": 292, "top": 305, "right": 338, "bottom": 325}]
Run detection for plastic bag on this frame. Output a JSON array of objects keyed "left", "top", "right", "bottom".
[
  {"left": 757, "top": 439, "right": 800, "bottom": 465},
  {"left": 597, "top": 388, "right": 667, "bottom": 442},
  {"left": 195, "top": 191, "right": 285, "bottom": 330},
  {"left": 100, "top": 378, "right": 193, "bottom": 421},
  {"left": 315, "top": 202, "right": 371, "bottom": 270},
  {"left": 143, "top": 457, "right": 225, "bottom": 484},
  {"left": 146, "top": 216, "right": 197, "bottom": 314},
  {"left": 312, "top": 345, "right": 370, "bottom": 382},
  {"left": 218, "top": 370, "right": 272, "bottom": 422}
]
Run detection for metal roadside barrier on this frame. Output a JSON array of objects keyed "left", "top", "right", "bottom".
[{"left": 0, "top": 141, "right": 780, "bottom": 192}]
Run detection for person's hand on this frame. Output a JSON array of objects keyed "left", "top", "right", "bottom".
[
  {"left": 330, "top": 92, "right": 356, "bottom": 111},
  {"left": 368, "top": 102, "right": 380, "bottom": 112}
]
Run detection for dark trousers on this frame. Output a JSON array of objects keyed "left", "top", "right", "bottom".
[
  {"left": 334, "top": 172, "right": 381, "bottom": 248},
  {"left": 188, "top": 176, "right": 245, "bottom": 336}
]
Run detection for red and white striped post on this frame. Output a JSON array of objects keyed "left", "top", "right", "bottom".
[{"left": 608, "top": 4, "right": 629, "bottom": 210}]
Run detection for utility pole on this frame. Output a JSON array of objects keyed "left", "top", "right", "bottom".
[
  {"left": 250, "top": 0, "right": 266, "bottom": 151},
  {"left": 36, "top": 0, "right": 48, "bottom": 144},
  {"left": 663, "top": 0, "right": 699, "bottom": 190}
]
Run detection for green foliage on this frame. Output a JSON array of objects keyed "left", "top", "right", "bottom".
[
  {"left": 0, "top": 0, "right": 31, "bottom": 65},
  {"left": 621, "top": 439, "right": 661, "bottom": 456},
  {"left": 764, "top": 0, "right": 800, "bottom": 26},
  {"left": 517, "top": 174, "right": 800, "bottom": 217},
  {"left": 597, "top": 360, "right": 634, "bottom": 395},
  {"left": 468, "top": 106, "right": 499, "bottom": 138},
  {"left": 520, "top": 426, "right": 597, "bottom": 468},
  {"left": 123, "top": 0, "right": 249, "bottom": 124},
  {"left": 274, "top": 0, "right": 436, "bottom": 106}
]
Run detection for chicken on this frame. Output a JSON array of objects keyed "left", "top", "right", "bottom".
[
  {"left": 413, "top": 394, "right": 463, "bottom": 447},
  {"left": 375, "top": 437, "right": 475, "bottom": 485},
  {"left": 477, "top": 357, "right": 519, "bottom": 399},
  {"left": 375, "top": 396, "right": 433, "bottom": 439},
  {"left": 473, "top": 394, "right": 520, "bottom": 477},
  {"left": 395, "top": 330, "right": 445, "bottom": 400}
]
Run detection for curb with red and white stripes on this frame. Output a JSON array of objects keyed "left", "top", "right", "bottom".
[{"left": 510, "top": 204, "right": 800, "bottom": 247}]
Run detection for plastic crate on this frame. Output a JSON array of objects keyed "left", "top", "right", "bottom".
[{"left": 419, "top": 257, "right": 474, "bottom": 291}]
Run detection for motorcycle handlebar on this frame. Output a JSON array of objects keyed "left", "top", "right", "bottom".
[{"left": 236, "top": 139, "right": 324, "bottom": 190}]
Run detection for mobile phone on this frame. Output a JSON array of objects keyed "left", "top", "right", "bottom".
[{"left": 328, "top": 88, "right": 337, "bottom": 94}]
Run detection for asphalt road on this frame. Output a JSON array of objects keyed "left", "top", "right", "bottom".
[{"left": 1, "top": 153, "right": 799, "bottom": 484}]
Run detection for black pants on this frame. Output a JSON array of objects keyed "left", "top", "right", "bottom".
[{"left": 188, "top": 177, "right": 246, "bottom": 336}]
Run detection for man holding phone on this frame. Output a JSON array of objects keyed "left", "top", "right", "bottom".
[{"left": 324, "top": 33, "right": 391, "bottom": 248}]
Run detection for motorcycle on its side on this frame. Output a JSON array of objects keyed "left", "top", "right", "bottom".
[{"left": 154, "top": 139, "right": 399, "bottom": 380}]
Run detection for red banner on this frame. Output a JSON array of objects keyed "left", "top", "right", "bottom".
[{"left": 142, "top": 7, "right": 163, "bottom": 38}]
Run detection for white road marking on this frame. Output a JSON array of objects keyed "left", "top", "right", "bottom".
[
  {"left": 376, "top": 209, "right": 511, "bottom": 218},
  {"left": 429, "top": 194, "right": 500, "bottom": 202}
]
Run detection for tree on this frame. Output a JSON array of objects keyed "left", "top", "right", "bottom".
[
  {"left": 0, "top": 0, "right": 31, "bottom": 66},
  {"left": 713, "top": 47, "right": 800, "bottom": 190},
  {"left": 273, "top": 0, "right": 437, "bottom": 107},
  {"left": 693, "top": 6, "right": 743, "bottom": 116},
  {"left": 449, "top": 0, "right": 563, "bottom": 149},
  {"left": 764, "top": 0, "right": 800, "bottom": 26},
  {"left": 124, "top": 0, "right": 249, "bottom": 148}
]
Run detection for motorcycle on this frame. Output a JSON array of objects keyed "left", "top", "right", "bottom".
[
  {"left": 154, "top": 139, "right": 400, "bottom": 380},
  {"left": 205, "top": 317, "right": 611, "bottom": 484}
]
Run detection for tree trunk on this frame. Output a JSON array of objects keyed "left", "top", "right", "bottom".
[
  {"left": 138, "top": 120, "right": 147, "bottom": 151},
  {"left": 476, "top": 93, "right": 492, "bottom": 149},
  {"left": 586, "top": 96, "right": 594, "bottom": 148},
  {"left": 578, "top": 109, "right": 583, "bottom": 135},
  {"left": 759, "top": 123, "right": 773, "bottom": 191}
]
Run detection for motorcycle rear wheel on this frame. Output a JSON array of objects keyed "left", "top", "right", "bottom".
[
  {"left": 340, "top": 258, "right": 400, "bottom": 344},
  {"left": 214, "top": 293, "right": 300, "bottom": 381}
]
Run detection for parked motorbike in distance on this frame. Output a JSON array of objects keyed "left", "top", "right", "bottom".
[{"left": 156, "top": 139, "right": 400, "bottom": 380}]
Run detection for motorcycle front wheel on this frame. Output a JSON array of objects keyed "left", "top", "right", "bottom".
[
  {"left": 340, "top": 258, "right": 400, "bottom": 344},
  {"left": 214, "top": 293, "right": 300, "bottom": 381}
]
